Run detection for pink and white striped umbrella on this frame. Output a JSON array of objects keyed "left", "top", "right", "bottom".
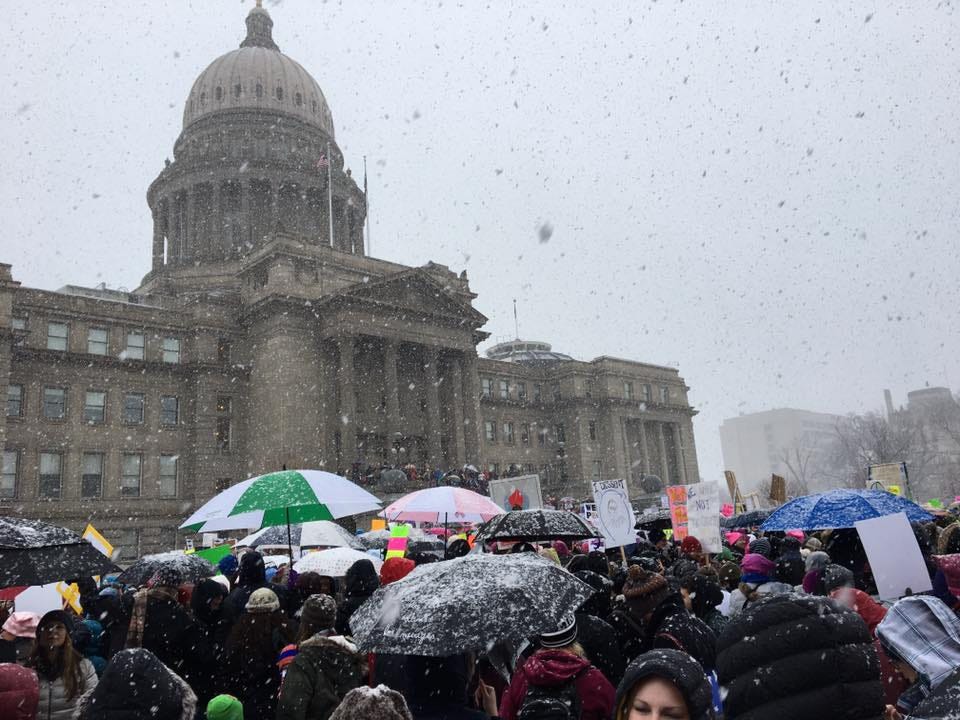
[{"left": 384, "top": 487, "right": 505, "bottom": 524}]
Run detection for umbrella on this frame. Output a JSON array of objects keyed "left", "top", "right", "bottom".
[
  {"left": 722, "top": 509, "right": 773, "bottom": 528},
  {"left": 350, "top": 553, "right": 595, "bottom": 656},
  {"left": 237, "top": 521, "right": 363, "bottom": 552},
  {"left": 293, "top": 547, "right": 383, "bottom": 576},
  {"left": 384, "top": 487, "right": 504, "bottom": 524},
  {"left": 760, "top": 489, "right": 934, "bottom": 531},
  {"left": 635, "top": 508, "right": 673, "bottom": 530},
  {"left": 116, "top": 551, "right": 215, "bottom": 587},
  {"left": 475, "top": 509, "right": 598, "bottom": 543},
  {"left": 0, "top": 517, "right": 119, "bottom": 588},
  {"left": 357, "top": 527, "right": 443, "bottom": 550}
]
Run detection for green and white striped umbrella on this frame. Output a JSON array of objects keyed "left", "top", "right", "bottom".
[{"left": 180, "top": 470, "right": 382, "bottom": 533}]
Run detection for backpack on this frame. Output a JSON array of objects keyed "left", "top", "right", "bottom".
[{"left": 516, "top": 667, "right": 587, "bottom": 720}]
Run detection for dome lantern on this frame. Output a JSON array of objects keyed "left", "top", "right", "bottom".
[{"left": 240, "top": 3, "right": 279, "bottom": 51}]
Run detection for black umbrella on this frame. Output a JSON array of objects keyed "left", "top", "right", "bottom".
[
  {"left": 475, "top": 509, "right": 598, "bottom": 543},
  {"left": 116, "top": 551, "right": 215, "bottom": 587},
  {"left": 0, "top": 517, "right": 119, "bottom": 588},
  {"left": 722, "top": 508, "right": 773, "bottom": 529},
  {"left": 635, "top": 508, "right": 673, "bottom": 530},
  {"left": 350, "top": 553, "right": 595, "bottom": 656}
]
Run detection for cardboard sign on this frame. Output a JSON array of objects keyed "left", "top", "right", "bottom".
[
  {"left": 855, "top": 512, "right": 932, "bottom": 600},
  {"left": 591, "top": 479, "right": 637, "bottom": 548},
  {"left": 868, "top": 462, "right": 907, "bottom": 494},
  {"left": 667, "top": 482, "right": 722, "bottom": 553},
  {"left": 56, "top": 582, "right": 82, "bottom": 614},
  {"left": 370, "top": 518, "right": 387, "bottom": 531},
  {"left": 489, "top": 475, "right": 544, "bottom": 512}
]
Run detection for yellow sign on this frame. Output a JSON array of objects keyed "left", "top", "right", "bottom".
[
  {"left": 82, "top": 524, "right": 114, "bottom": 558},
  {"left": 887, "top": 485, "right": 901, "bottom": 496},
  {"left": 370, "top": 518, "right": 387, "bottom": 531},
  {"left": 56, "top": 582, "right": 82, "bottom": 614}
]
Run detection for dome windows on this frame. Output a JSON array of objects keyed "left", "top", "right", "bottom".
[
  {"left": 215, "top": 86, "right": 223, "bottom": 101},
  {"left": 233, "top": 83, "right": 242, "bottom": 98},
  {"left": 255, "top": 83, "right": 263, "bottom": 99},
  {"left": 295, "top": 92, "right": 303, "bottom": 107},
  {"left": 200, "top": 91, "right": 206, "bottom": 105},
  {"left": 275, "top": 86, "right": 284, "bottom": 101},
  {"left": 311, "top": 100, "right": 317, "bottom": 113}
]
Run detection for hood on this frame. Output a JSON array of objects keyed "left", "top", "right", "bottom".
[
  {"left": 298, "top": 634, "right": 367, "bottom": 677},
  {"left": 238, "top": 551, "right": 267, "bottom": 587},
  {"left": 344, "top": 559, "right": 379, "bottom": 597},
  {"left": 876, "top": 595, "right": 960, "bottom": 691},
  {"left": 380, "top": 557, "right": 416, "bottom": 586},
  {"left": 0, "top": 664, "right": 38, "bottom": 720},
  {"left": 614, "top": 649, "right": 715, "bottom": 720},
  {"left": 521, "top": 648, "right": 591, "bottom": 686},
  {"left": 191, "top": 578, "right": 227, "bottom": 625}
]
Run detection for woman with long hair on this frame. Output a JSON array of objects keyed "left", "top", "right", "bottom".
[{"left": 27, "top": 610, "right": 97, "bottom": 720}]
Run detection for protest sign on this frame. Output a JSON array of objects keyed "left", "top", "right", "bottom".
[
  {"left": 489, "top": 475, "right": 543, "bottom": 512},
  {"left": 591, "top": 479, "right": 637, "bottom": 548},
  {"left": 15, "top": 584, "right": 62, "bottom": 614},
  {"left": 666, "top": 485, "right": 689, "bottom": 542},
  {"left": 385, "top": 524, "right": 410, "bottom": 559},
  {"left": 855, "top": 512, "right": 932, "bottom": 600},
  {"left": 667, "top": 482, "right": 722, "bottom": 553}
]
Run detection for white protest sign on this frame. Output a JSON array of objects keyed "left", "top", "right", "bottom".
[
  {"left": 685, "top": 481, "right": 722, "bottom": 553},
  {"left": 855, "top": 512, "right": 933, "bottom": 600},
  {"left": 15, "top": 584, "right": 62, "bottom": 615},
  {"left": 591, "top": 479, "right": 637, "bottom": 548},
  {"left": 488, "top": 475, "right": 544, "bottom": 512}
]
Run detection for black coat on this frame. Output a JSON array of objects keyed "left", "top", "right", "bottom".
[
  {"left": 574, "top": 612, "right": 625, "bottom": 686},
  {"left": 334, "top": 559, "right": 379, "bottom": 636},
  {"left": 642, "top": 593, "right": 717, "bottom": 671},
  {"left": 907, "top": 665, "right": 960, "bottom": 719},
  {"left": 223, "top": 551, "right": 291, "bottom": 621},
  {"left": 716, "top": 593, "right": 884, "bottom": 720}
]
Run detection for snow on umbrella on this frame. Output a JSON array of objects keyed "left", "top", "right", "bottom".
[
  {"left": 384, "top": 486, "right": 504, "bottom": 524},
  {"left": 117, "top": 551, "right": 216, "bottom": 587},
  {"left": 722, "top": 508, "right": 773, "bottom": 529},
  {"left": 237, "top": 521, "right": 363, "bottom": 551},
  {"left": 180, "top": 469, "right": 382, "bottom": 533},
  {"left": 475, "top": 509, "right": 599, "bottom": 543},
  {"left": 759, "top": 489, "right": 934, "bottom": 531},
  {"left": 350, "top": 553, "right": 595, "bottom": 656},
  {"left": 293, "top": 547, "right": 383, "bottom": 577},
  {"left": 0, "top": 517, "right": 119, "bottom": 588}
]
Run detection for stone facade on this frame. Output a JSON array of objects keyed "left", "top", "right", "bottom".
[{"left": 0, "top": 6, "right": 699, "bottom": 557}]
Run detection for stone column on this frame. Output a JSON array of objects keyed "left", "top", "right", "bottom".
[
  {"left": 271, "top": 180, "right": 280, "bottom": 232},
  {"left": 337, "top": 336, "right": 357, "bottom": 466},
  {"left": 460, "top": 351, "right": 482, "bottom": 464},
  {"left": 151, "top": 206, "right": 164, "bottom": 271},
  {"left": 423, "top": 346, "right": 442, "bottom": 464},
  {"left": 658, "top": 422, "right": 669, "bottom": 485},
  {"left": 212, "top": 182, "right": 222, "bottom": 258},
  {"left": 168, "top": 196, "right": 181, "bottom": 262},
  {"left": 383, "top": 339, "right": 401, "bottom": 436},
  {"left": 240, "top": 180, "right": 251, "bottom": 249},
  {"left": 184, "top": 187, "right": 195, "bottom": 260},
  {"left": 638, "top": 420, "right": 651, "bottom": 474},
  {"left": 449, "top": 356, "right": 466, "bottom": 465},
  {"left": 672, "top": 422, "right": 688, "bottom": 483}
]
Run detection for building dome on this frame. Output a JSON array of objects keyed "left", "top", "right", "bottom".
[
  {"left": 486, "top": 339, "right": 574, "bottom": 366},
  {"left": 182, "top": 6, "right": 334, "bottom": 138}
]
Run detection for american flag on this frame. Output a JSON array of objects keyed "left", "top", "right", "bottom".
[{"left": 315, "top": 154, "right": 329, "bottom": 170}]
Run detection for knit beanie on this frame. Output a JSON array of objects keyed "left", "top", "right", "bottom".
[
  {"left": 717, "top": 561, "right": 741, "bottom": 589},
  {"left": 380, "top": 557, "right": 416, "bottom": 586},
  {"left": 822, "top": 564, "right": 855, "bottom": 595},
  {"left": 680, "top": 536, "right": 703, "bottom": 555},
  {"left": 206, "top": 694, "right": 243, "bottom": 720},
  {"left": 803, "top": 537, "right": 823, "bottom": 552},
  {"left": 740, "top": 552, "right": 776, "bottom": 578},
  {"left": 805, "top": 550, "right": 830, "bottom": 573},
  {"left": 218, "top": 554, "right": 239, "bottom": 576},
  {"left": 329, "top": 685, "right": 413, "bottom": 720},
  {"left": 245, "top": 587, "right": 279, "bottom": 613},
  {"left": 622, "top": 565, "right": 670, "bottom": 617},
  {"left": 747, "top": 537, "right": 772, "bottom": 559},
  {"left": 539, "top": 616, "right": 578, "bottom": 649},
  {"left": 300, "top": 593, "right": 337, "bottom": 630}
]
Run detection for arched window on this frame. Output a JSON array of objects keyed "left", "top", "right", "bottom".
[
  {"left": 199, "top": 92, "right": 206, "bottom": 105},
  {"left": 276, "top": 86, "right": 284, "bottom": 101},
  {"left": 215, "top": 86, "right": 223, "bottom": 101},
  {"left": 233, "top": 83, "right": 241, "bottom": 98},
  {"left": 311, "top": 100, "right": 317, "bottom": 113},
  {"left": 255, "top": 83, "right": 263, "bottom": 99},
  {"left": 295, "top": 92, "right": 303, "bottom": 107}
]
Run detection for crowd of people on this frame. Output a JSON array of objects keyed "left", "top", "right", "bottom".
[{"left": 1, "top": 518, "right": 959, "bottom": 719}]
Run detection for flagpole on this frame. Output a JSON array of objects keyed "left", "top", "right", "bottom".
[
  {"left": 326, "top": 141, "right": 334, "bottom": 248},
  {"left": 363, "top": 154, "right": 370, "bottom": 256}
]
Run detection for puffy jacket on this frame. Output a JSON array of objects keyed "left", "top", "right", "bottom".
[
  {"left": 276, "top": 634, "right": 367, "bottom": 720},
  {"left": 36, "top": 658, "right": 97, "bottom": 720},
  {"left": 499, "top": 649, "right": 615, "bottom": 720},
  {"left": 727, "top": 580, "right": 794, "bottom": 616},
  {"left": 641, "top": 593, "right": 717, "bottom": 671},
  {"left": 0, "top": 663, "right": 39, "bottom": 720},
  {"left": 574, "top": 612, "right": 625, "bottom": 686}
]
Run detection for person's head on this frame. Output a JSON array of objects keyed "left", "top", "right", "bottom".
[
  {"left": 445, "top": 538, "right": 471, "bottom": 559},
  {"left": 587, "top": 550, "right": 611, "bottom": 577},
  {"left": 680, "top": 536, "right": 703, "bottom": 560},
  {"left": 679, "top": 573, "right": 722, "bottom": 619},
  {"left": 35, "top": 611, "right": 72, "bottom": 653},
  {"left": 573, "top": 570, "right": 613, "bottom": 618},
  {"left": 237, "top": 550, "right": 266, "bottom": 587},
  {"left": 344, "top": 559, "right": 380, "bottom": 597},
  {"left": 218, "top": 553, "right": 239, "bottom": 579},
  {"left": 821, "top": 564, "right": 854, "bottom": 595},
  {"left": 614, "top": 649, "right": 716, "bottom": 720},
  {"left": 876, "top": 595, "right": 960, "bottom": 693},
  {"left": 329, "top": 685, "right": 412, "bottom": 720},
  {"left": 536, "top": 617, "right": 584, "bottom": 656},
  {"left": 622, "top": 565, "right": 671, "bottom": 622},
  {"left": 746, "top": 537, "right": 771, "bottom": 559},
  {"left": 297, "top": 594, "right": 338, "bottom": 642},
  {"left": 380, "top": 557, "right": 416, "bottom": 586},
  {"left": 804, "top": 550, "right": 830, "bottom": 574},
  {"left": 191, "top": 578, "right": 228, "bottom": 625},
  {"left": 227, "top": 591, "right": 292, "bottom": 660},
  {"left": 649, "top": 529, "right": 667, "bottom": 548},
  {"left": 938, "top": 522, "right": 960, "bottom": 555},
  {"left": 206, "top": 694, "right": 243, "bottom": 720},
  {"left": 716, "top": 561, "right": 740, "bottom": 592},
  {"left": 29, "top": 610, "right": 85, "bottom": 700}
]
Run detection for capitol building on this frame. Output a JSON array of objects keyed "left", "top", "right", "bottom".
[{"left": 0, "top": 5, "right": 699, "bottom": 556}]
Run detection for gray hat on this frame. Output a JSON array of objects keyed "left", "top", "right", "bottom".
[
  {"left": 822, "top": 564, "right": 854, "bottom": 594},
  {"left": 330, "top": 685, "right": 413, "bottom": 720},
  {"left": 301, "top": 593, "right": 337, "bottom": 630},
  {"left": 539, "top": 616, "right": 578, "bottom": 649},
  {"left": 245, "top": 587, "right": 280, "bottom": 613}
]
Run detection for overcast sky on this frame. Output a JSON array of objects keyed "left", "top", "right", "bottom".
[{"left": 3, "top": 0, "right": 959, "bottom": 481}]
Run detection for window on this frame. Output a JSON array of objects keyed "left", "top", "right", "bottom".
[
  {"left": 216, "top": 396, "right": 232, "bottom": 451},
  {"left": 233, "top": 83, "right": 241, "bottom": 98},
  {"left": 660, "top": 385, "right": 670, "bottom": 403},
  {"left": 162, "top": 337, "right": 181, "bottom": 364},
  {"left": 276, "top": 86, "right": 284, "bottom": 101},
  {"left": 11, "top": 317, "right": 26, "bottom": 331},
  {"left": 39, "top": 452, "right": 62, "bottom": 498},
  {"left": 81, "top": 452, "right": 103, "bottom": 498},
  {"left": 624, "top": 381, "right": 634, "bottom": 400},
  {"left": 588, "top": 420, "right": 597, "bottom": 441},
  {"left": 159, "top": 454, "right": 178, "bottom": 497},
  {"left": 123, "top": 393, "right": 145, "bottom": 424},
  {"left": 160, "top": 396, "right": 179, "bottom": 425},
  {"left": 43, "top": 387, "right": 66, "bottom": 419},
  {"left": 121, "top": 454, "right": 142, "bottom": 497},
  {"left": 642, "top": 384, "right": 652, "bottom": 402},
  {"left": 87, "top": 327, "right": 108, "bottom": 355},
  {"left": 517, "top": 382, "right": 527, "bottom": 401},
  {"left": 295, "top": 92, "right": 303, "bottom": 106},
  {"left": 592, "top": 460, "right": 603, "bottom": 481},
  {"left": 481, "top": 378, "right": 493, "bottom": 399},
  {"left": 115, "top": 528, "right": 140, "bottom": 561},
  {"left": 217, "top": 338, "right": 231, "bottom": 364},
  {"left": 1, "top": 450, "right": 18, "bottom": 498},
  {"left": 7, "top": 384, "right": 23, "bottom": 417},
  {"left": 555, "top": 424, "right": 566, "bottom": 444},
  {"left": 538, "top": 424, "right": 547, "bottom": 446},
  {"left": 84, "top": 391, "right": 106, "bottom": 424},
  {"left": 47, "top": 322, "right": 68, "bottom": 351},
  {"left": 521, "top": 424, "right": 530, "bottom": 445},
  {"left": 484, "top": 420, "right": 496, "bottom": 442},
  {"left": 503, "top": 422, "right": 515, "bottom": 444},
  {"left": 499, "top": 380, "right": 509, "bottom": 400},
  {"left": 125, "top": 331, "right": 145, "bottom": 360},
  {"left": 255, "top": 83, "right": 263, "bottom": 99},
  {"left": 552, "top": 384, "right": 562, "bottom": 402},
  {"left": 217, "top": 396, "right": 231, "bottom": 414},
  {"left": 533, "top": 384, "right": 542, "bottom": 402},
  {"left": 214, "top": 86, "right": 223, "bottom": 101}
]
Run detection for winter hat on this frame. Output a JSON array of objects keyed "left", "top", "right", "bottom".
[
  {"left": 803, "top": 537, "right": 823, "bottom": 552},
  {"left": 747, "top": 537, "right": 772, "bottom": 559},
  {"left": 680, "top": 535, "right": 703, "bottom": 555},
  {"left": 622, "top": 565, "right": 670, "bottom": 617},
  {"left": 217, "top": 554, "right": 239, "bottom": 576},
  {"left": 805, "top": 550, "right": 830, "bottom": 573},
  {"left": 586, "top": 550, "right": 610, "bottom": 576},
  {"left": 614, "top": 649, "right": 716, "bottom": 720},
  {"left": 552, "top": 540, "right": 571, "bottom": 558},
  {"left": 344, "top": 559, "right": 380, "bottom": 597},
  {"left": 300, "top": 593, "right": 337, "bottom": 630},
  {"left": 933, "top": 554, "right": 960, "bottom": 598},
  {"left": 150, "top": 566, "right": 183, "bottom": 589},
  {"left": 681, "top": 572, "right": 723, "bottom": 618},
  {"left": 822, "top": 564, "right": 855, "bottom": 595},
  {"left": 717, "top": 561, "right": 741, "bottom": 589},
  {"left": 237, "top": 551, "right": 266, "bottom": 587},
  {"left": 329, "top": 685, "right": 413, "bottom": 720},
  {"left": 539, "top": 616, "right": 578, "bottom": 649},
  {"left": 718, "top": 594, "right": 884, "bottom": 718},
  {"left": 206, "top": 694, "right": 243, "bottom": 720},
  {"left": 36, "top": 610, "right": 73, "bottom": 638},
  {"left": 740, "top": 552, "right": 776, "bottom": 578},
  {"left": 244, "top": 587, "right": 279, "bottom": 614},
  {"left": 938, "top": 522, "right": 960, "bottom": 555},
  {"left": 380, "top": 557, "right": 416, "bottom": 586},
  {"left": 573, "top": 570, "right": 614, "bottom": 618},
  {"left": 2, "top": 611, "right": 40, "bottom": 639}
]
